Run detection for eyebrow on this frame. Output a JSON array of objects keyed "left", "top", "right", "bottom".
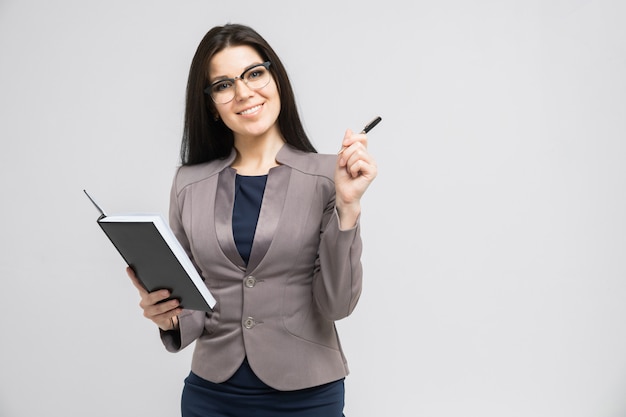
[{"left": 209, "top": 62, "right": 264, "bottom": 84}]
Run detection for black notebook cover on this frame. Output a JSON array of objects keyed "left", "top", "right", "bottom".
[{"left": 85, "top": 190, "right": 215, "bottom": 312}]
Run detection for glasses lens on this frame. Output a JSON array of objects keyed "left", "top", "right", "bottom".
[
  {"left": 210, "top": 81, "right": 235, "bottom": 104},
  {"left": 243, "top": 64, "right": 271, "bottom": 90}
]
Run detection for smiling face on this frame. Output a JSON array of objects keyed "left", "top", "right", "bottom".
[{"left": 208, "top": 45, "right": 282, "bottom": 143}]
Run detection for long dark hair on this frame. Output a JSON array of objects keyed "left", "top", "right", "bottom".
[{"left": 180, "top": 23, "right": 316, "bottom": 165}]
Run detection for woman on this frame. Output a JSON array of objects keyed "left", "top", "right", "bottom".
[{"left": 127, "top": 23, "right": 377, "bottom": 416}]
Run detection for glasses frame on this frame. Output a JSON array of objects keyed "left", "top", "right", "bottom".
[{"left": 204, "top": 61, "right": 272, "bottom": 104}]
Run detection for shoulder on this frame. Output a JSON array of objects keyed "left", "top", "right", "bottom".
[
  {"left": 173, "top": 153, "right": 235, "bottom": 193},
  {"left": 276, "top": 144, "right": 336, "bottom": 182}
]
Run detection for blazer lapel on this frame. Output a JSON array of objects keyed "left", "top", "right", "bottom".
[
  {"left": 215, "top": 167, "right": 247, "bottom": 269},
  {"left": 246, "top": 164, "right": 290, "bottom": 271}
]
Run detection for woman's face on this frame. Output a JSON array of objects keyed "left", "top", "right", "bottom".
[{"left": 208, "top": 45, "right": 281, "bottom": 141}]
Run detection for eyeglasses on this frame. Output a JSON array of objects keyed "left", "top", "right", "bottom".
[{"left": 204, "top": 61, "right": 272, "bottom": 104}]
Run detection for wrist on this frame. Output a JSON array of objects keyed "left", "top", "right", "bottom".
[
  {"left": 160, "top": 315, "right": 179, "bottom": 332},
  {"left": 170, "top": 315, "right": 179, "bottom": 331},
  {"left": 336, "top": 203, "right": 361, "bottom": 230}
]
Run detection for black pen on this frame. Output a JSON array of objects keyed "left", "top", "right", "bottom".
[
  {"left": 338, "top": 116, "right": 382, "bottom": 154},
  {"left": 361, "top": 116, "right": 382, "bottom": 134}
]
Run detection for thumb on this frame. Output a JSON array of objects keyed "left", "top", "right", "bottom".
[
  {"left": 127, "top": 266, "right": 147, "bottom": 294},
  {"left": 341, "top": 128, "right": 354, "bottom": 149}
]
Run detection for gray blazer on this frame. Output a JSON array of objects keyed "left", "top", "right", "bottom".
[{"left": 160, "top": 143, "right": 364, "bottom": 391}]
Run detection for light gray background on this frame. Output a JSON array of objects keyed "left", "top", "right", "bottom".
[{"left": 1, "top": 1, "right": 625, "bottom": 416}]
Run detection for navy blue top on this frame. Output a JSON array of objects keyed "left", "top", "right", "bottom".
[{"left": 232, "top": 174, "right": 268, "bottom": 265}]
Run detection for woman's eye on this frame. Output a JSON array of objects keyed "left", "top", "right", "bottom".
[
  {"left": 213, "top": 81, "right": 233, "bottom": 92},
  {"left": 247, "top": 69, "right": 265, "bottom": 80}
]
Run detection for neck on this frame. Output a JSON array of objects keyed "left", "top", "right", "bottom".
[{"left": 232, "top": 133, "right": 284, "bottom": 176}]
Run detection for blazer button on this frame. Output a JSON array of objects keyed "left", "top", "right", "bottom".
[
  {"left": 244, "top": 276, "right": 257, "bottom": 288},
  {"left": 243, "top": 317, "right": 256, "bottom": 329}
]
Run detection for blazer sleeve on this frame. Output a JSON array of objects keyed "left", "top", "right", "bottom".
[
  {"left": 313, "top": 197, "right": 364, "bottom": 321},
  {"left": 160, "top": 167, "right": 208, "bottom": 353}
]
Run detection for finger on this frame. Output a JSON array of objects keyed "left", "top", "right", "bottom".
[
  {"left": 337, "top": 129, "right": 353, "bottom": 155},
  {"left": 126, "top": 267, "right": 149, "bottom": 295},
  {"left": 143, "top": 297, "right": 181, "bottom": 319},
  {"left": 346, "top": 152, "right": 378, "bottom": 179},
  {"left": 145, "top": 305, "right": 181, "bottom": 330},
  {"left": 126, "top": 267, "right": 174, "bottom": 306},
  {"left": 339, "top": 142, "right": 366, "bottom": 170},
  {"left": 342, "top": 128, "right": 354, "bottom": 148},
  {"left": 338, "top": 129, "right": 369, "bottom": 154},
  {"left": 152, "top": 309, "right": 181, "bottom": 330},
  {"left": 140, "top": 287, "right": 174, "bottom": 308},
  {"left": 347, "top": 160, "right": 367, "bottom": 178},
  {"left": 346, "top": 130, "right": 368, "bottom": 148},
  {"left": 343, "top": 144, "right": 372, "bottom": 171}
]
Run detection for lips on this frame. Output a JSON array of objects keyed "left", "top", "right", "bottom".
[{"left": 238, "top": 104, "right": 262, "bottom": 115}]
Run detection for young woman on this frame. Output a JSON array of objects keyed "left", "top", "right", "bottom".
[{"left": 127, "top": 23, "right": 377, "bottom": 416}]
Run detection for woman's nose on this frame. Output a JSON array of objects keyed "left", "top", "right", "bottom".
[{"left": 234, "top": 79, "right": 254, "bottom": 100}]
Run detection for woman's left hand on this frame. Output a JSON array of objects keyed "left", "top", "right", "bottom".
[{"left": 335, "top": 128, "right": 378, "bottom": 229}]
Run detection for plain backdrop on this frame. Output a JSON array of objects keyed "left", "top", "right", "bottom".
[{"left": 1, "top": 1, "right": 625, "bottom": 416}]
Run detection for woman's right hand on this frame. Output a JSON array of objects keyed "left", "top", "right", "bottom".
[{"left": 126, "top": 266, "right": 182, "bottom": 331}]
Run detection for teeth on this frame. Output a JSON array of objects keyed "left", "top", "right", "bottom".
[{"left": 239, "top": 105, "right": 261, "bottom": 115}]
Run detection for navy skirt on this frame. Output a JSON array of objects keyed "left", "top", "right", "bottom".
[{"left": 181, "top": 359, "right": 345, "bottom": 417}]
